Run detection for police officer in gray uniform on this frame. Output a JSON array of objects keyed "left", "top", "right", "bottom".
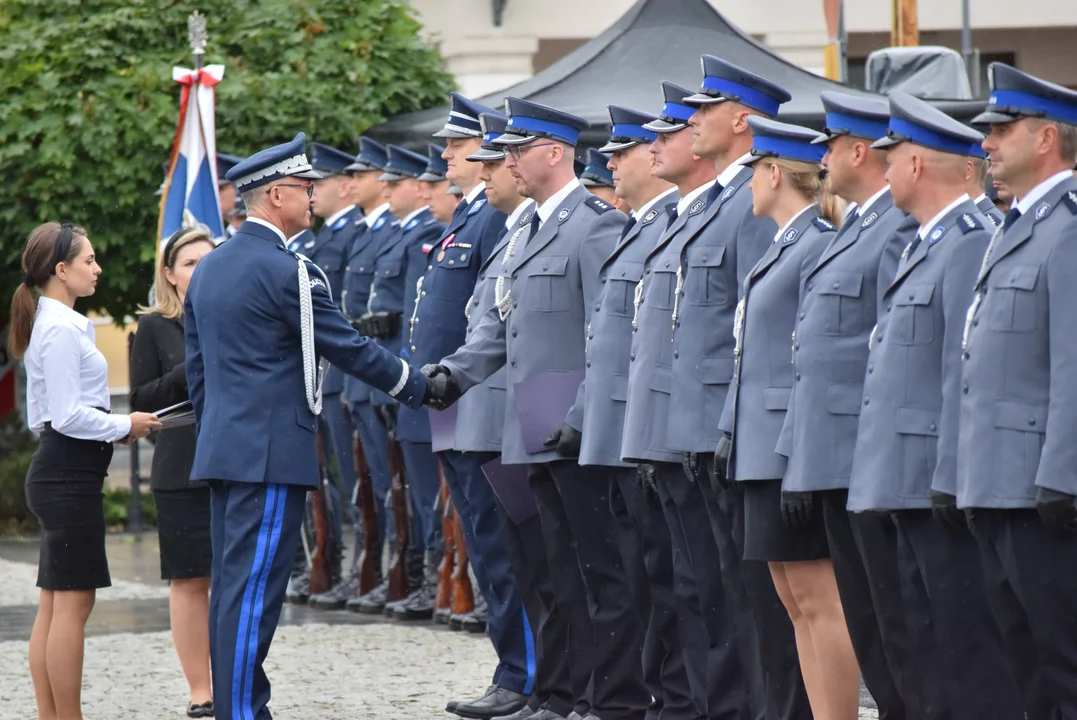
[
  {"left": 845, "top": 92, "right": 1024, "bottom": 720},
  {"left": 583, "top": 105, "right": 692, "bottom": 720},
  {"left": 426, "top": 97, "right": 638, "bottom": 720},
  {"left": 958, "top": 63, "right": 1077, "bottom": 718},
  {"left": 966, "top": 146, "right": 1006, "bottom": 227},
  {"left": 782, "top": 91, "right": 915, "bottom": 720}
]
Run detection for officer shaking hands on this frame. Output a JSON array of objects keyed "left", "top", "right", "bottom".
[{"left": 183, "top": 133, "right": 451, "bottom": 720}]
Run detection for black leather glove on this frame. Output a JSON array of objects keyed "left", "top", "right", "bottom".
[
  {"left": 544, "top": 424, "right": 582, "bottom": 458},
  {"left": 780, "top": 490, "right": 814, "bottom": 531},
  {"left": 682, "top": 452, "right": 700, "bottom": 480},
  {"left": 638, "top": 463, "right": 658, "bottom": 495},
  {"left": 421, "top": 364, "right": 461, "bottom": 410},
  {"left": 374, "top": 403, "right": 397, "bottom": 432},
  {"left": 356, "top": 313, "right": 375, "bottom": 337},
  {"left": 1036, "top": 487, "right": 1077, "bottom": 535},
  {"left": 930, "top": 491, "right": 966, "bottom": 532},
  {"left": 712, "top": 433, "right": 736, "bottom": 493}
]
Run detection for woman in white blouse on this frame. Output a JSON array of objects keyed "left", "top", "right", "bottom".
[{"left": 8, "top": 222, "right": 161, "bottom": 720}]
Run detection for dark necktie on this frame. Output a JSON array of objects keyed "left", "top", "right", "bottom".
[
  {"left": 619, "top": 216, "right": 638, "bottom": 241},
  {"left": 705, "top": 182, "right": 725, "bottom": 209},
  {"left": 522, "top": 213, "right": 541, "bottom": 247},
  {"left": 665, "top": 202, "right": 679, "bottom": 229},
  {"left": 905, "top": 235, "right": 922, "bottom": 262},
  {"left": 1003, "top": 206, "right": 1022, "bottom": 230},
  {"left": 451, "top": 199, "right": 468, "bottom": 224}
]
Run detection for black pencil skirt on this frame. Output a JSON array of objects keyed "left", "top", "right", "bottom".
[
  {"left": 24, "top": 425, "right": 114, "bottom": 591},
  {"left": 742, "top": 479, "right": 830, "bottom": 563},
  {"left": 153, "top": 485, "right": 212, "bottom": 580}
]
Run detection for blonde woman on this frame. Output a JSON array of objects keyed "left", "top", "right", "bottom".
[
  {"left": 129, "top": 226, "right": 215, "bottom": 718},
  {"left": 715, "top": 117, "right": 859, "bottom": 719},
  {"left": 10, "top": 222, "right": 162, "bottom": 720}
]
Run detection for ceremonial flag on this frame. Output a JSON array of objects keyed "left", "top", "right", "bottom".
[{"left": 158, "top": 64, "right": 225, "bottom": 247}]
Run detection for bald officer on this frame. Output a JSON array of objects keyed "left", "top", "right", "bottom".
[{"left": 184, "top": 133, "right": 439, "bottom": 720}]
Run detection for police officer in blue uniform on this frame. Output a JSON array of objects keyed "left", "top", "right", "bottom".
[
  {"left": 788, "top": 90, "right": 916, "bottom": 720},
  {"left": 958, "top": 63, "right": 1077, "bottom": 718},
  {"left": 360, "top": 144, "right": 447, "bottom": 618},
  {"left": 843, "top": 92, "right": 1024, "bottom": 720},
  {"left": 427, "top": 97, "right": 637, "bottom": 720},
  {"left": 584, "top": 105, "right": 695, "bottom": 720},
  {"left": 417, "top": 142, "right": 463, "bottom": 225},
  {"left": 682, "top": 58, "right": 809, "bottom": 720},
  {"left": 339, "top": 138, "right": 402, "bottom": 613},
  {"left": 184, "top": 133, "right": 439, "bottom": 720}
]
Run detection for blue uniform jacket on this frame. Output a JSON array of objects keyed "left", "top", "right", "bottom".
[
  {"left": 342, "top": 210, "right": 397, "bottom": 406},
  {"left": 184, "top": 220, "right": 427, "bottom": 489},
  {"left": 847, "top": 200, "right": 989, "bottom": 511},
  {"left": 958, "top": 176, "right": 1077, "bottom": 508},
  {"left": 307, "top": 205, "right": 363, "bottom": 395},
  {"left": 369, "top": 207, "right": 444, "bottom": 406},
  {"left": 397, "top": 192, "right": 505, "bottom": 443}
]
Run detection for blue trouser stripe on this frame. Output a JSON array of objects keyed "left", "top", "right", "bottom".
[
  {"left": 522, "top": 606, "right": 535, "bottom": 695},
  {"left": 232, "top": 484, "right": 284, "bottom": 720}
]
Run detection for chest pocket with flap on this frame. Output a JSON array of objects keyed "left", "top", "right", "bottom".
[
  {"left": 603, "top": 260, "right": 644, "bottom": 318},
  {"left": 891, "top": 283, "right": 935, "bottom": 346},
  {"left": 987, "top": 264, "right": 1039, "bottom": 333},
  {"left": 523, "top": 255, "right": 571, "bottom": 312},
  {"left": 684, "top": 244, "right": 729, "bottom": 307}
]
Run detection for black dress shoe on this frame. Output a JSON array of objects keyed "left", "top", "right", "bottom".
[
  {"left": 447, "top": 685, "right": 494, "bottom": 715},
  {"left": 451, "top": 686, "right": 528, "bottom": 719},
  {"left": 500, "top": 706, "right": 566, "bottom": 720},
  {"left": 186, "top": 700, "right": 214, "bottom": 718},
  {"left": 284, "top": 571, "right": 310, "bottom": 605}
]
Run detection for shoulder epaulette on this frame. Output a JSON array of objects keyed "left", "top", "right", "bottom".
[
  {"left": 957, "top": 213, "right": 983, "bottom": 234},
  {"left": 812, "top": 217, "right": 835, "bottom": 232},
  {"left": 584, "top": 195, "right": 615, "bottom": 214},
  {"left": 1064, "top": 190, "right": 1077, "bottom": 214}
]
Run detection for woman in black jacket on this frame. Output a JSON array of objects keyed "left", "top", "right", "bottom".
[{"left": 129, "top": 226, "right": 215, "bottom": 718}]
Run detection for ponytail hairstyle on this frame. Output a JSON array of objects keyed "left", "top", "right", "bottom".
[
  {"left": 8, "top": 222, "right": 87, "bottom": 359},
  {"left": 138, "top": 225, "right": 215, "bottom": 320},
  {"left": 762, "top": 157, "right": 847, "bottom": 227}
]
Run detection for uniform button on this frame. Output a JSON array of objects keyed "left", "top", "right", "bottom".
[
  {"left": 542, "top": 264, "right": 549, "bottom": 271},
  {"left": 427, "top": 265, "right": 432, "bottom": 271},
  {"left": 645, "top": 268, "right": 651, "bottom": 275},
  {"left": 511, "top": 329, "right": 517, "bottom": 337},
  {"left": 1028, "top": 418, "right": 1037, "bottom": 427},
  {"left": 512, "top": 272, "right": 518, "bottom": 280},
  {"left": 807, "top": 282, "right": 813, "bottom": 291},
  {"left": 665, "top": 261, "right": 671, "bottom": 268},
  {"left": 833, "top": 282, "right": 840, "bottom": 290},
  {"left": 679, "top": 290, "right": 685, "bottom": 297},
  {"left": 963, "top": 352, "right": 970, "bottom": 360},
  {"left": 480, "top": 273, "right": 485, "bottom": 280},
  {"left": 601, "top": 277, "right": 607, "bottom": 283},
  {"left": 886, "top": 304, "right": 892, "bottom": 312},
  {"left": 972, "top": 319, "right": 979, "bottom": 327},
  {"left": 620, "top": 270, "right": 626, "bottom": 276},
  {"left": 640, "top": 295, "right": 646, "bottom": 303},
  {"left": 799, "top": 312, "right": 805, "bottom": 320},
  {"left": 962, "top": 383, "right": 969, "bottom": 395},
  {"left": 421, "top": 291, "right": 426, "bottom": 297},
  {"left": 346, "top": 265, "right": 351, "bottom": 271},
  {"left": 410, "top": 345, "right": 416, "bottom": 352},
  {"left": 863, "top": 397, "right": 870, "bottom": 406},
  {"left": 675, "top": 320, "right": 680, "bottom": 328},
  {"left": 511, "top": 360, "right": 517, "bottom": 368},
  {"left": 876, "top": 334, "right": 883, "bottom": 343},
  {"left": 701, "top": 255, "right": 708, "bottom": 262},
  {"left": 908, "top": 293, "right": 914, "bottom": 300},
  {"left": 513, "top": 301, "right": 518, "bottom": 309},
  {"left": 586, "top": 361, "right": 591, "bottom": 368},
  {"left": 595, "top": 305, "right": 601, "bottom": 311},
  {"left": 794, "top": 343, "right": 800, "bottom": 351},
  {"left": 868, "top": 364, "right": 874, "bottom": 374},
  {"left": 588, "top": 331, "right": 594, "bottom": 339},
  {"left": 674, "top": 352, "right": 679, "bottom": 359},
  {"left": 929, "top": 423, "right": 937, "bottom": 432},
  {"left": 795, "top": 372, "right": 801, "bottom": 381},
  {"left": 448, "top": 260, "right": 455, "bottom": 265},
  {"left": 630, "top": 352, "right": 636, "bottom": 361}
]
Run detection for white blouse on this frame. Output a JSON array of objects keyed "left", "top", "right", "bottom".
[{"left": 24, "top": 297, "right": 131, "bottom": 442}]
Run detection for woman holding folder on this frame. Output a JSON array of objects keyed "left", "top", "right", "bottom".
[
  {"left": 130, "top": 225, "right": 215, "bottom": 718},
  {"left": 10, "top": 221, "right": 162, "bottom": 720}
]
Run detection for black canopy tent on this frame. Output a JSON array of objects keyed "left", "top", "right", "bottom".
[{"left": 366, "top": 0, "right": 985, "bottom": 148}]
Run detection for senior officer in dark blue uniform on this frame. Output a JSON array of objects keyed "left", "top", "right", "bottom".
[
  {"left": 184, "top": 133, "right": 438, "bottom": 720},
  {"left": 682, "top": 59, "right": 810, "bottom": 720},
  {"left": 362, "top": 144, "right": 447, "bottom": 617},
  {"left": 426, "top": 98, "right": 639, "bottom": 720},
  {"left": 583, "top": 105, "right": 695, "bottom": 720},
  {"left": 781, "top": 91, "right": 916, "bottom": 720},
  {"left": 395, "top": 96, "right": 535, "bottom": 718},
  {"left": 843, "top": 92, "right": 1023, "bottom": 720},
  {"left": 958, "top": 63, "right": 1077, "bottom": 719}
]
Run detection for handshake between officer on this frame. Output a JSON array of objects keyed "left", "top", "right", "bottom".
[{"left": 419, "top": 364, "right": 463, "bottom": 410}]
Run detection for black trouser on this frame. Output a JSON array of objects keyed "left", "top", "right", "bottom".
[
  {"left": 653, "top": 461, "right": 750, "bottom": 720},
  {"left": 893, "top": 510, "right": 1024, "bottom": 720},
  {"left": 821, "top": 491, "right": 907, "bottom": 720},
  {"left": 609, "top": 467, "right": 697, "bottom": 720},
  {"left": 487, "top": 454, "right": 588, "bottom": 718},
  {"left": 968, "top": 508, "right": 1077, "bottom": 720},
  {"left": 530, "top": 462, "right": 650, "bottom": 720},
  {"left": 694, "top": 456, "right": 810, "bottom": 720}
]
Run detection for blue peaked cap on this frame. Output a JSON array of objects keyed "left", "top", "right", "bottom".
[
  {"left": 574, "top": 156, "right": 587, "bottom": 178},
  {"left": 494, "top": 97, "right": 590, "bottom": 146},
  {"left": 580, "top": 148, "right": 614, "bottom": 188},
  {"left": 745, "top": 117, "right": 827, "bottom": 165},
  {"left": 377, "top": 144, "right": 430, "bottom": 181},
  {"left": 216, "top": 152, "right": 244, "bottom": 184},
  {"left": 684, "top": 56, "right": 791, "bottom": 118},
  {"left": 345, "top": 137, "right": 388, "bottom": 173},
  {"left": 873, "top": 92, "right": 986, "bottom": 157},
  {"left": 225, "top": 132, "right": 322, "bottom": 191},
  {"left": 643, "top": 81, "right": 698, "bottom": 134},
  {"left": 418, "top": 143, "right": 449, "bottom": 182},
  {"left": 815, "top": 91, "right": 891, "bottom": 143},
  {"left": 434, "top": 92, "right": 500, "bottom": 139},
  {"left": 600, "top": 105, "right": 659, "bottom": 152},
  {"left": 467, "top": 112, "right": 509, "bottom": 162},
  {"left": 309, "top": 142, "right": 357, "bottom": 176},
  {"left": 973, "top": 62, "right": 1077, "bottom": 126}
]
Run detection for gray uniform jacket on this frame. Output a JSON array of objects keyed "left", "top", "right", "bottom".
[
  {"left": 452, "top": 226, "right": 518, "bottom": 454},
  {"left": 580, "top": 196, "right": 678, "bottom": 467},
  {"left": 957, "top": 176, "right": 1077, "bottom": 509},
  {"left": 846, "top": 200, "right": 989, "bottom": 511},
  {"left": 778, "top": 190, "right": 913, "bottom": 492},
  {"left": 719, "top": 207, "right": 833, "bottom": 482},
  {"left": 669, "top": 167, "right": 775, "bottom": 453},
  {"left": 976, "top": 195, "right": 1005, "bottom": 227},
  {"left": 620, "top": 185, "right": 716, "bottom": 463},
  {"left": 441, "top": 184, "right": 625, "bottom": 464}
]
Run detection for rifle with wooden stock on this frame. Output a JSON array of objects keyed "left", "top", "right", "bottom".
[
  {"left": 435, "top": 467, "right": 454, "bottom": 623},
  {"left": 451, "top": 506, "right": 474, "bottom": 618},
  {"left": 386, "top": 426, "right": 410, "bottom": 602},
  {"left": 308, "top": 427, "right": 334, "bottom": 596},
  {"left": 352, "top": 430, "right": 379, "bottom": 596}
]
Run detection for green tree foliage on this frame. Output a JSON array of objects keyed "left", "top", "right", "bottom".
[{"left": 0, "top": 0, "right": 454, "bottom": 320}]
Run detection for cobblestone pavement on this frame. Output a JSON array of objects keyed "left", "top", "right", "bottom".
[{"left": 0, "top": 535, "right": 880, "bottom": 719}]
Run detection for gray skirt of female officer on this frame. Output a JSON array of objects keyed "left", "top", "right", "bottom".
[{"left": 742, "top": 479, "right": 830, "bottom": 562}]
